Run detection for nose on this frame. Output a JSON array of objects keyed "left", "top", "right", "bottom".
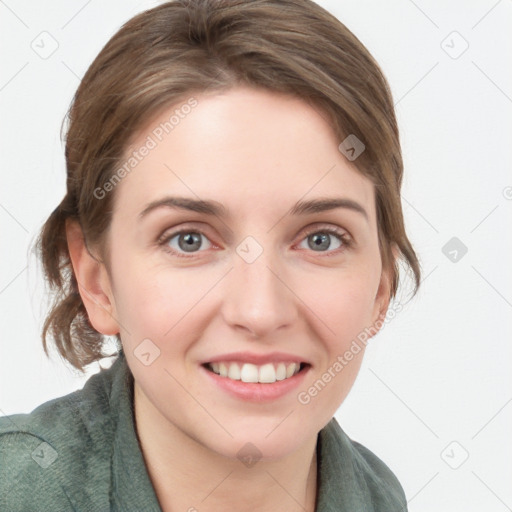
[{"left": 221, "top": 246, "right": 298, "bottom": 339}]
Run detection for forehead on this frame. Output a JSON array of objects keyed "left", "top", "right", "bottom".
[{"left": 113, "top": 86, "right": 375, "bottom": 223}]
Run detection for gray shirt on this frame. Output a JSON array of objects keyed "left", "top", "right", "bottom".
[{"left": 0, "top": 349, "right": 408, "bottom": 511}]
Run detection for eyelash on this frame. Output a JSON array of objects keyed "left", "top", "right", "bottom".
[{"left": 157, "top": 224, "right": 353, "bottom": 259}]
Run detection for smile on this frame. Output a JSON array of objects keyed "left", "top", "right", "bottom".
[{"left": 204, "top": 361, "right": 308, "bottom": 384}]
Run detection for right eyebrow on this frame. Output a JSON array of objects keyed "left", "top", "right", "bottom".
[{"left": 138, "top": 196, "right": 227, "bottom": 220}]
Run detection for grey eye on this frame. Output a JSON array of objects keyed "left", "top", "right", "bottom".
[
  {"left": 168, "top": 232, "right": 212, "bottom": 253},
  {"left": 299, "top": 231, "right": 343, "bottom": 252}
]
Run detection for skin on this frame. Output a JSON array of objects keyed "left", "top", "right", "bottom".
[{"left": 67, "top": 85, "right": 396, "bottom": 512}]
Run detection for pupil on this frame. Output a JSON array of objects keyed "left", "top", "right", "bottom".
[
  {"left": 311, "top": 233, "right": 329, "bottom": 250},
  {"left": 180, "top": 232, "right": 201, "bottom": 252}
]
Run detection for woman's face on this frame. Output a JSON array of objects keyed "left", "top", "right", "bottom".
[{"left": 103, "top": 85, "right": 392, "bottom": 460}]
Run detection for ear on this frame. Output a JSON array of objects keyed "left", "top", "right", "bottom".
[
  {"left": 370, "top": 243, "right": 399, "bottom": 332},
  {"left": 65, "top": 219, "right": 120, "bottom": 336}
]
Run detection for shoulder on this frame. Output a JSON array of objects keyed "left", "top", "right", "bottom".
[
  {"left": 0, "top": 415, "right": 75, "bottom": 510},
  {"left": 350, "top": 437, "right": 408, "bottom": 507},
  {"left": 0, "top": 363, "right": 117, "bottom": 511},
  {"left": 320, "top": 418, "right": 408, "bottom": 511}
]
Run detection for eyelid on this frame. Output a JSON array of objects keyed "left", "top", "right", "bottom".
[
  {"left": 156, "top": 224, "right": 217, "bottom": 258},
  {"left": 299, "top": 222, "right": 351, "bottom": 239},
  {"left": 157, "top": 222, "right": 353, "bottom": 258},
  {"left": 295, "top": 223, "right": 353, "bottom": 254}
]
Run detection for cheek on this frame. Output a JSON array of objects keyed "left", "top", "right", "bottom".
[
  {"left": 108, "top": 252, "right": 168, "bottom": 333},
  {"left": 294, "top": 270, "right": 376, "bottom": 421},
  {"left": 300, "top": 265, "right": 380, "bottom": 346},
  {"left": 111, "top": 257, "right": 210, "bottom": 347}
]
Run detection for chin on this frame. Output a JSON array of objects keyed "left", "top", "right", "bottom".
[{"left": 212, "top": 427, "right": 309, "bottom": 463}]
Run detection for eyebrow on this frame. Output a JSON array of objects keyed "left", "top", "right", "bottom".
[
  {"left": 289, "top": 197, "right": 368, "bottom": 221},
  {"left": 138, "top": 196, "right": 368, "bottom": 222}
]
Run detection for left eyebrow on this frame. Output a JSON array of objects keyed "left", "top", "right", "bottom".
[{"left": 288, "top": 197, "right": 369, "bottom": 223}]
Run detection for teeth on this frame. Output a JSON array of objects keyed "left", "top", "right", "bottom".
[
  {"left": 259, "top": 363, "right": 276, "bottom": 383},
  {"left": 240, "top": 363, "right": 259, "bottom": 383},
  {"left": 219, "top": 362, "right": 228, "bottom": 377},
  {"left": 276, "top": 363, "right": 287, "bottom": 381},
  {"left": 228, "top": 362, "right": 241, "bottom": 380},
  {"left": 207, "top": 361, "right": 303, "bottom": 383}
]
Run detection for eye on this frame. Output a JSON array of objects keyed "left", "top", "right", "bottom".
[
  {"left": 159, "top": 229, "right": 213, "bottom": 257},
  {"left": 296, "top": 226, "right": 352, "bottom": 255},
  {"left": 157, "top": 224, "right": 352, "bottom": 259}
]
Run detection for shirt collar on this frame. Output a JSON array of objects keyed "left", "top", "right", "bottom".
[{"left": 109, "top": 349, "right": 162, "bottom": 511}]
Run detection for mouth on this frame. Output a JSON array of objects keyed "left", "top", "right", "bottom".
[{"left": 202, "top": 361, "right": 311, "bottom": 384}]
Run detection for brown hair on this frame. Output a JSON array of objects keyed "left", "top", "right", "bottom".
[{"left": 37, "top": 0, "right": 422, "bottom": 373}]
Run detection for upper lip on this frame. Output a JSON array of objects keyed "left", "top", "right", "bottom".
[{"left": 202, "top": 351, "right": 311, "bottom": 366}]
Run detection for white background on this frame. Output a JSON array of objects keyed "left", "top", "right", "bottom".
[{"left": 1, "top": 1, "right": 511, "bottom": 510}]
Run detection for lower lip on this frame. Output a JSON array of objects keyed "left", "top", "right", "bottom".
[{"left": 200, "top": 364, "right": 311, "bottom": 402}]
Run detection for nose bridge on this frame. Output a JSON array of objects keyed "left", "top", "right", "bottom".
[{"left": 222, "top": 236, "right": 297, "bottom": 337}]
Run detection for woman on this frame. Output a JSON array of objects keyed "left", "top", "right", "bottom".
[{"left": 0, "top": 0, "right": 421, "bottom": 510}]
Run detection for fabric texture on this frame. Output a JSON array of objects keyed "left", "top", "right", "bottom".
[{"left": 0, "top": 349, "right": 408, "bottom": 511}]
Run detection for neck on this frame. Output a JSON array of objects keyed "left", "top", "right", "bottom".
[{"left": 133, "top": 383, "right": 318, "bottom": 512}]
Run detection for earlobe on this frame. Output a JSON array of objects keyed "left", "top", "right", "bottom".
[{"left": 65, "top": 219, "right": 120, "bottom": 336}]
